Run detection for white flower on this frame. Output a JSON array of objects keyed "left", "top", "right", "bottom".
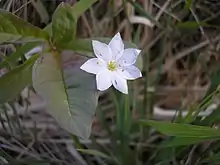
[{"left": 80, "top": 32, "right": 142, "bottom": 94}]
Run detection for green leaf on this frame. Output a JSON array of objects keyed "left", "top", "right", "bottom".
[
  {"left": 0, "top": 42, "right": 41, "bottom": 69},
  {"left": 0, "top": 55, "right": 38, "bottom": 103},
  {"left": 0, "top": 10, "right": 49, "bottom": 43},
  {"left": 184, "top": 0, "right": 193, "bottom": 10},
  {"left": 176, "top": 21, "right": 210, "bottom": 30},
  {"left": 62, "top": 38, "right": 143, "bottom": 70},
  {"left": 160, "top": 137, "right": 216, "bottom": 147},
  {"left": 139, "top": 120, "right": 220, "bottom": 138},
  {"left": 71, "top": 0, "right": 98, "bottom": 19},
  {"left": 43, "top": 24, "right": 52, "bottom": 36},
  {"left": 43, "top": 0, "right": 97, "bottom": 36},
  {"left": 52, "top": 3, "right": 77, "bottom": 46},
  {"left": 32, "top": 51, "right": 99, "bottom": 139},
  {"left": 77, "top": 149, "right": 114, "bottom": 161},
  {"left": 62, "top": 38, "right": 93, "bottom": 53}
]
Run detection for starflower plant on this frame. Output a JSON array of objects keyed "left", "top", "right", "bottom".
[{"left": 80, "top": 32, "right": 142, "bottom": 94}]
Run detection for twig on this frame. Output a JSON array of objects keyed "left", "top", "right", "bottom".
[
  {"left": 129, "top": 16, "right": 153, "bottom": 27},
  {"left": 152, "top": 0, "right": 180, "bottom": 21},
  {"left": 185, "top": 145, "right": 197, "bottom": 165},
  {"left": 155, "top": 0, "right": 172, "bottom": 21},
  {"left": 161, "top": 34, "right": 220, "bottom": 73}
]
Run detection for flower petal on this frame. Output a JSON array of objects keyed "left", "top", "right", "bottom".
[
  {"left": 25, "top": 45, "right": 43, "bottom": 59},
  {"left": 96, "top": 69, "right": 112, "bottom": 91},
  {"left": 118, "top": 48, "right": 141, "bottom": 66},
  {"left": 118, "top": 65, "right": 142, "bottom": 80},
  {"left": 80, "top": 58, "right": 105, "bottom": 74},
  {"left": 108, "top": 32, "right": 124, "bottom": 60},
  {"left": 112, "top": 73, "right": 128, "bottom": 94},
  {"left": 92, "top": 40, "right": 112, "bottom": 62}
]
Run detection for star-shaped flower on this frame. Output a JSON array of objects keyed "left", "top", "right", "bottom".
[{"left": 80, "top": 32, "right": 142, "bottom": 94}]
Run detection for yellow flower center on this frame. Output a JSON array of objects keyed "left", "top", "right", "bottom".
[{"left": 107, "top": 61, "right": 117, "bottom": 71}]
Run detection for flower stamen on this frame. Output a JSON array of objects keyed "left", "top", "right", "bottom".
[{"left": 107, "top": 61, "right": 117, "bottom": 71}]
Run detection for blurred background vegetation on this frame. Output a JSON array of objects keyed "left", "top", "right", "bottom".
[{"left": 1, "top": 0, "right": 220, "bottom": 164}]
